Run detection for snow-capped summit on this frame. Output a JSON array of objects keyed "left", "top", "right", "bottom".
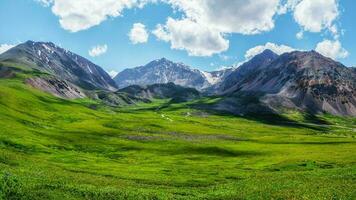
[{"left": 114, "top": 58, "right": 226, "bottom": 90}]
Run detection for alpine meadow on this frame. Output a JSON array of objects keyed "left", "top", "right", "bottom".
[{"left": 0, "top": 0, "right": 356, "bottom": 199}]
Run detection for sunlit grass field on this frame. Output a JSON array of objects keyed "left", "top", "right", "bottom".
[{"left": 0, "top": 69, "right": 356, "bottom": 199}]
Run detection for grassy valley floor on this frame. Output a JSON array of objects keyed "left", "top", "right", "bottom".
[{"left": 0, "top": 77, "right": 356, "bottom": 199}]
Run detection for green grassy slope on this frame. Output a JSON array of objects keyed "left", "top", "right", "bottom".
[{"left": 0, "top": 66, "right": 356, "bottom": 199}]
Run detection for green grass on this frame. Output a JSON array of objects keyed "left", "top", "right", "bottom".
[{"left": 0, "top": 69, "right": 356, "bottom": 199}]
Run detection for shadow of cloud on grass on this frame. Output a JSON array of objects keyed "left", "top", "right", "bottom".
[
  {"left": 187, "top": 96, "right": 332, "bottom": 132},
  {"left": 161, "top": 146, "right": 264, "bottom": 157},
  {"left": 253, "top": 140, "right": 356, "bottom": 145},
  {"left": 132, "top": 95, "right": 332, "bottom": 133}
]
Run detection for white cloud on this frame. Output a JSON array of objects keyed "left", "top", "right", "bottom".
[
  {"left": 315, "top": 39, "right": 349, "bottom": 60},
  {"left": 293, "top": 0, "right": 339, "bottom": 35},
  {"left": 296, "top": 31, "right": 304, "bottom": 39},
  {"left": 152, "top": 24, "right": 171, "bottom": 42},
  {"left": 40, "top": 0, "right": 282, "bottom": 36},
  {"left": 107, "top": 70, "right": 118, "bottom": 78},
  {"left": 35, "top": 0, "right": 347, "bottom": 59},
  {"left": 36, "top": 0, "right": 160, "bottom": 32},
  {"left": 153, "top": 18, "right": 229, "bottom": 56},
  {"left": 278, "top": 0, "right": 302, "bottom": 13},
  {"left": 168, "top": 0, "right": 280, "bottom": 35},
  {"left": 35, "top": 0, "right": 53, "bottom": 7},
  {"left": 37, "top": 0, "right": 283, "bottom": 56},
  {"left": 0, "top": 44, "right": 16, "bottom": 54},
  {"left": 245, "top": 42, "right": 297, "bottom": 60},
  {"left": 49, "top": 0, "right": 145, "bottom": 32},
  {"left": 219, "top": 54, "right": 230, "bottom": 61},
  {"left": 129, "top": 23, "right": 149, "bottom": 44},
  {"left": 88, "top": 44, "right": 108, "bottom": 57},
  {"left": 152, "top": 0, "right": 281, "bottom": 56}
]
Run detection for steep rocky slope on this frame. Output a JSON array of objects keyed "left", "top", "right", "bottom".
[
  {"left": 0, "top": 41, "right": 117, "bottom": 91},
  {"left": 114, "top": 58, "right": 209, "bottom": 90},
  {"left": 114, "top": 58, "right": 229, "bottom": 90},
  {"left": 26, "top": 77, "right": 86, "bottom": 99},
  {"left": 217, "top": 49, "right": 279, "bottom": 94},
  {"left": 218, "top": 50, "right": 356, "bottom": 116}
]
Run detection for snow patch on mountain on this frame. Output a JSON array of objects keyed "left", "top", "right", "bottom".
[
  {"left": 201, "top": 71, "right": 221, "bottom": 85},
  {"left": 114, "top": 58, "right": 212, "bottom": 90},
  {"left": 113, "top": 57, "right": 239, "bottom": 91}
]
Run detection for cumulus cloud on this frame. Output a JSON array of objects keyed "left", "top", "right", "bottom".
[
  {"left": 36, "top": 0, "right": 161, "bottom": 32},
  {"left": 293, "top": 0, "right": 339, "bottom": 35},
  {"left": 36, "top": 0, "right": 282, "bottom": 56},
  {"left": 168, "top": 0, "right": 280, "bottom": 35},
  {"left": 46, "top": 0, "right": 149, "bottom": 32},
  {"left": 36, "top": 0, "right": 347, "bottom": 58},
  {"left": 88, "top": 44, "right": 108, "bottom": 57},
  {"left": 0, "top": 44, "right": 16, "bottom": 54},
  {"left": 40, "top": 0, "right": 282, "bottom": 36},
  {"left": 278, "top": 0, "right": 302, "bottom": 13},
  {"left": 315, "top": 39, "right": 349, "bottom": 59},
  {"left": 245, "top": 42, "right": 297, "bottom": 60},
  {"left": 153, "top": 0, "right": 281, "bottom": 56},
  {"left": 152, "top": 24, "right": 171, "bottom": 42},
  {"left": 153, "top": 18, "right": 229, "bottom": 56},
  {"left": 129, "top": 23, "right": 149, "bottom": 44}
]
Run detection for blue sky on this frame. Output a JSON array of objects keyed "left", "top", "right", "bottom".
[{"left": 0, "top": 0, "right": 355, "bottom": 75}]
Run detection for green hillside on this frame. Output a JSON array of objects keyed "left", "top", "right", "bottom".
[{"left": 0, "top": 64, "right": 356, "bottom": 199}]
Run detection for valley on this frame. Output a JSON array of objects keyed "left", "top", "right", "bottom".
[
  {"left": 0, "top": 41, "right": 355, "bottom": 199},
  {"left": 2, "top": 0, "right": 356, "bottom": 199},
  {"left": 0, "top": 62, "right": 356, "bottom": 199}
]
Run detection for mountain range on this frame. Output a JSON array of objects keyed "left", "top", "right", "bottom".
[
  {"left": 212, "top": 50, "right": 356, "bottom": 116},
  {"left": 113, "top": 58, "right": 233, "bottom": 90},
  {"left": 1, "top": 41, "right": 355, "bottom": 116}
]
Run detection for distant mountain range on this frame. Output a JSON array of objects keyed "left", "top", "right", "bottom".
[
  {"left": 113, "top": 58, "right": 233, "bottom": 90},
  {"left": 1, "top": 40, "right": 355, "bottom": 116}
]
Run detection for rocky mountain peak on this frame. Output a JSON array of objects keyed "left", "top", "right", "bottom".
[
  {"left": 114, "top": 58, "right": 211, "bottom": 90},
  {"left": 146, "top": 57, "right": 192, "bottom": 71},
  {"left": 217, "top": 49, "right": 279, "bottom": 93},
  {"left": 156, "top": 57, "right": 170, "bottom": 63},
  {"left": 271, "top": 50, "right": 344, "bottom": 72},
  {"left": 0, "top": 41, "right": 117, "bottom": 91},
  {"left": 217, "top": 49, "right": 356, "bottom": 116},
  {"left": 279, "top": 50, "right": 331, "bottom": 62},
  {"left": 257, "top": 49, "right": 279, "bottom": 59},
  {"left": 249, "top": 49, "right": 279, "bottom": 66}
]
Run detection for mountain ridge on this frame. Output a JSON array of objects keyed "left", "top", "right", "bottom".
[
  {"left": 216, "top": 50, "right": 356, "bottom": 116},
  {"left": 1, "top": 40, "right": 356, "bottom": 116},
  {"left": 0, "top": 40, "right": 117, "bottom": 91},
  {"left": 113, "top": 58, "right": 231, "bottom": 90},
  {"left": 215, "top": 49, "right": 279, "bottom": 94}
]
